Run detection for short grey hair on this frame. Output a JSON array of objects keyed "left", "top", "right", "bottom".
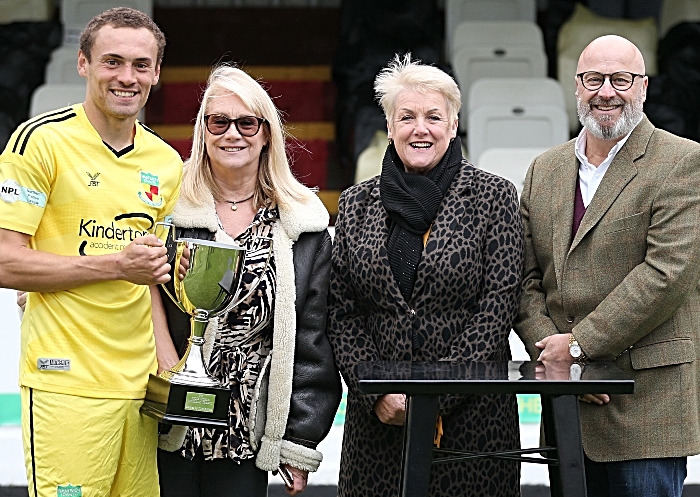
[{"left": 374, "top": 53, "right": 461, "bottom": 123}]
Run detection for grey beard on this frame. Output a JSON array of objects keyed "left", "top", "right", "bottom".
[{"left": 577, "top": 95, "right": 644, "bottom": 141}]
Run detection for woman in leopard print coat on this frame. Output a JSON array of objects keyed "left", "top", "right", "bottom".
[{"left": 328, "top": 54, "right": 524, "bottom": 496}]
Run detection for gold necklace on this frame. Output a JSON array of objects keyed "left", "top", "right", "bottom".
[{"left": 223, "top": 193, "right": 254, "bottom": 211}]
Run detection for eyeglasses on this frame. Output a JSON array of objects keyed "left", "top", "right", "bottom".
[
  {"left": 204, "top": 114, "right": 267, "bottom": 137},
  {"left": 576, "top": 71, "right": 645, "bottom": 91}
]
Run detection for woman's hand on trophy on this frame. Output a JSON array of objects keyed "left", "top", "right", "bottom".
[
  {"left": 150, "top": 286, "right": 179, "bottom": 375},
  {"left": 178, "top": 245, "right": 190, "bottom": 280},
  {"left": 116, "top": 235, "right": 172, "bottom": 285},
  {"left": 17, "top": 290, "right": 26, "bottom": 311},
  {"left": 156, "top": 345, "right": 180, "bottom": 375}
]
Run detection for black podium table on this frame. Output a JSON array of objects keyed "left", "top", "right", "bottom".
[{"left": 357, "top": 361, "right": 634, "bottom": 497}]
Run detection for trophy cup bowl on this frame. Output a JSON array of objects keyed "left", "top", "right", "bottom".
[{"left": 142, "top": 231, "right": 259, "bottom": 428}]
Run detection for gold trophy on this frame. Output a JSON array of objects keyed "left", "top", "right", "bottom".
[{"left": 141, "top": 225, "right": 271, "bottom": 428}]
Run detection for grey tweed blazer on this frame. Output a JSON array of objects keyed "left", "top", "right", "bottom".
[{"left": 514, "top": 116, "right": 700, "bottom": 461}]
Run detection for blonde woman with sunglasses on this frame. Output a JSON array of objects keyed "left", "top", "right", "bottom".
[{"left": 153, "top": 65, "right": 341, "bottom": 497}]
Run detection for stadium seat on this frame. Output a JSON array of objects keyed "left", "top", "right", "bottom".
[
  {"left": 61, "top": 0, "right": 153, "bottom": 46},
  {"left": 354, "top": 130, "right": 387, "bottom": 184},
  {"left": 467, "top": 104, "right": 568, "bottom": 164},
  {"left": 445, "top": 0, "right": 536, "bottom": 60},
  {"left": 0, "top": 0, "right": 53, "bottom": 23},
  {"left": 451, "top": 19, "right": 544, "bottom": 62},
  {"left": 45, "top": 47, "right": 83, "bottom": 84},
  {"left": 476, "top": 146, "right": 548, "bottom": 197},
  {"left": 452, "top": 25, "right": 547, "bottom": 133},
  {"left": 660, "top": 0, "right": 700, "bottom": 38},
  {"left": 29, "top": 84, "right": 86, "bottom": 117},
  {"left": 468, "top": 77, "right": 566, "bottom": 116}
]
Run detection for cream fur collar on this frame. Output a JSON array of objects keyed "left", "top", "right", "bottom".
[
  {"left": 171, "top": 190, "right": 329, "bottom": 241},
  {"left": 160, "top": 187, "right": 330, "bottom": 469}
]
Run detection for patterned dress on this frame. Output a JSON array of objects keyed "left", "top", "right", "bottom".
[{"left": 181, "top": 206, "right": 278, "bottom": 461}]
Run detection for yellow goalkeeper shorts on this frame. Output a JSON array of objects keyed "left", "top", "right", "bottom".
[{"left": 21, "top": 387, "right": 159, "bottom": 497}]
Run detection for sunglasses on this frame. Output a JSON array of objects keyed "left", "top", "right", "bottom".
[{"left": 204, "top": 114, "right": 267, "bottom": 137}]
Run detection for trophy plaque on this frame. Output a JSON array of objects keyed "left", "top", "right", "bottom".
[{"left": 141, "top": 229, "right": 271, "bottom": 428}]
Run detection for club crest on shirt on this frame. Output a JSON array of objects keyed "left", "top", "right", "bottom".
[{"left": 138, "top": 171, "right": 163, "bottom": 207}]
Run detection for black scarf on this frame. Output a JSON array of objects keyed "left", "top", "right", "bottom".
[{"left": 380, "top": 137, "right": 463, "bottom": 303}]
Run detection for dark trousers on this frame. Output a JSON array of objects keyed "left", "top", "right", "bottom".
[
  {"left": 584, "top": 453, "right": 686, "bottom": 497},
  {"left": 158, "top": 447, "right": 268, "bottom": 497}
]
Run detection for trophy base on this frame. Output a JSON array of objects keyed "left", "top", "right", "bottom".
[{"left": 141, "top": 374, "right": 231, "bottom": 429}]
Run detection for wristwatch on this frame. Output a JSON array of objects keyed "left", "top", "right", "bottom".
[
  {"left": 569, "top": 362, "right": 583, "bottom": 380},
  {"left": 569, "top": 334, "right": 586, "bottom": 361}
]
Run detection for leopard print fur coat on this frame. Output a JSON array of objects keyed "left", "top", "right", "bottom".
[{"left": 328, "top": 159, "right": 524, "bottom": 497}]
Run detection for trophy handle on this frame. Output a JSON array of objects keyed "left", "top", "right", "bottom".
[
  {"left": 218, "top": 236, "right": 274, "bottom": 316},
  {"left": 159, "top": 344, "right": 188, "bottom": 379},
  {"left": 152, "top": 222, "right": 191, "bottom": 315},
  {"left": 154, "top": 221, "right": 178, "bottom": 258}
]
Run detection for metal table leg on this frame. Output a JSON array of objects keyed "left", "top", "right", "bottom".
[
  {"left": 541, "top": 394, "right": 587, "bottom": 497},
  {"left": 400, "top": 394, "right": 439, "bottom": 497}
]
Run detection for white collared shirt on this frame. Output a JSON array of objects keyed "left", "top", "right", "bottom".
[{"left": 574, "top": 126, "right": 636, "bottom": 207}]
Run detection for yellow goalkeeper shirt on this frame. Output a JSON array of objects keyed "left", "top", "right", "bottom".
[{"left": 0, "top": 104, "right": 182, "bottom": 399}]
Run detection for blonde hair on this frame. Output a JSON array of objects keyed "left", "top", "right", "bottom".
[
  {"left": 374, "top": 53, "right": 461, "bottom": 123},
  {"left": 181, "top": 65, "right": 311, "bottom": 209}
]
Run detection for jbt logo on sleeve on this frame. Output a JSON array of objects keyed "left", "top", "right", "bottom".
[{"left": 0, "top": 178, "right": 47, "bottom": 207}]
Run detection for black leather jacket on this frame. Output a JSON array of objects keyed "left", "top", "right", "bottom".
[{"left": 160, "top": 226, "right": 341, "bottom": 450}]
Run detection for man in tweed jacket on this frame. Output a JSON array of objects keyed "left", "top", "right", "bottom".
[{"left": 514, "top": 35, "right": 700, "bottom": 496}]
